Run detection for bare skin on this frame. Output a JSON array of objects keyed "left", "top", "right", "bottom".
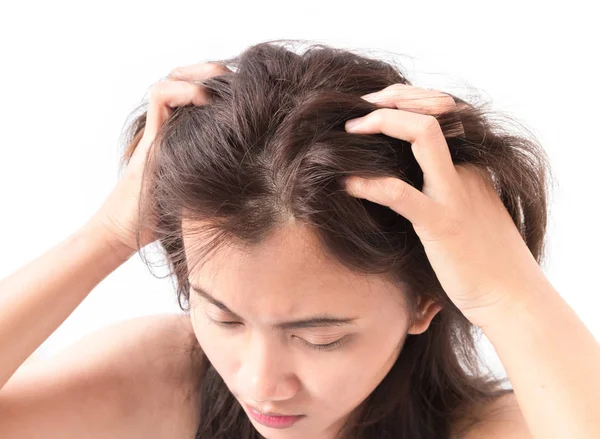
[
  {"left": 0, "top": 61, "right": 533, "bottom": 438},
  {"left": 0, "top": 62, "right": 228, "bottom": 438},
  {"left": 0, "top": 311, "right": 523, "bottom": 439}
]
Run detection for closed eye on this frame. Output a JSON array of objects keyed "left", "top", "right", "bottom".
[
  {"left": 207, "top": 318, "right": 346, "bottom": 351},
  {"left": 214, "top": 320, "right": 242, "bottom": 326}
]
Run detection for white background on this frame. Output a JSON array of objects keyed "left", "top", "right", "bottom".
[{"left": 0, "top": 1, "right": 598, "bottom": 381}]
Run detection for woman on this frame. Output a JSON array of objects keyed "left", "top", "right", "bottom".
[{"left": 0, "top": 40, "right": 598, "bottom": 438}]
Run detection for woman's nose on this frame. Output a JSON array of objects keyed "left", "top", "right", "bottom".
[{"left": 237, "top": 334, "right": 299, "bottom": 402}]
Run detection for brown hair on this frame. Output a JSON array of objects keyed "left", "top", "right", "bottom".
[{"left": 119, "top": 39, "right": 553, "bottom": 438}]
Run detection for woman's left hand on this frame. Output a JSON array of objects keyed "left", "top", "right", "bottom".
[{"left": 343, "top": 84, "right": 551, "bottom": 328}]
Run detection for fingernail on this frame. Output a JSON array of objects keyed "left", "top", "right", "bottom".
[
  {"left": 345, "top": 117, "right": 365, "bottom": 131},
  {"left": 361, "top": 92, "right": 380, "bottom": 102}
]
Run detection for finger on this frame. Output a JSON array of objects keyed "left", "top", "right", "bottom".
[
  {"left": 345, "top": 108, "right": 461, "bottom": 201},
  {"left": 167, "top": 62, "right": 230, "bottom": 82},
  {"left": 143, "top": 62, "right": 230, "bottom": 140},
  {"left": 144, "top": 80, "right": 211, "bottom": 139},
  {"left": 343, "top": 176, "right": 442, "bottom": 229},
  {"left": 362, "top": 84, "right": 465, "bottom": 137},
  {"left": 362, "top": 83, "right": 457, "bottom": 114}
]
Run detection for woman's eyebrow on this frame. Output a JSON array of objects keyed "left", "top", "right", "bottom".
[{"left": 188, "top": 281, "right": 359, "bottom": 330}]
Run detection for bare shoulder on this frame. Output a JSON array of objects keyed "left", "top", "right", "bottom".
[
  {"left": 1, "top": 313, "right": 202, "bottom": 439},
  {"left": 101, "top": 313, "right": 203, "bottom": 437},
  {"left": 451, "top": 392, "right": 532, "bottom": 439}
]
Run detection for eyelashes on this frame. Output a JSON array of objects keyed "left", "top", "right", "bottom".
[
  {"left": 206, "top": 317, "right": 346, "bottom": 352},
  {"left": 296, "top": 336, "right": 345, "bottom": 351}
]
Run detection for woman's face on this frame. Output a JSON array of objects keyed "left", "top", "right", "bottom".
[{"left": 183, "top": 220, "right": 440, "bottom": 439}]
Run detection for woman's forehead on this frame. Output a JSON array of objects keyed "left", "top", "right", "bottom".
[{"left": 183, "top": 219, "right": 406, "bottom": 309}]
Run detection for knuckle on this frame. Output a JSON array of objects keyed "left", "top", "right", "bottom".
[
  {"left": 149, "top": 81, "right": 170, "bottom": 100},
  {"left": 416, "top": 115, "right": 441, "bottom": 137},
  {"left": 369, "top": 108, "right": 390, "bottom": 125},
  {"left": 168, "top": 67, "right": 184, "bottom": 79},
  {"left": 441, "top": 95, "right": 458, "bottom": 111},
  {"left": 384, "top": 178, "right": 410, "bottom": 203},
  {"left": 148, "top": 78, "right": 209, "bottom": 108},
  {"left": 207, "top": 61, "right": 230, "bottom": 75}
]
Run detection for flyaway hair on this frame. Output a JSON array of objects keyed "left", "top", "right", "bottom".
[{"left": 119, "top": 39, "right": 553, "bottom": 438}]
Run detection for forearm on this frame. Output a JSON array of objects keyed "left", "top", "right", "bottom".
[
  {"left": 0, "top": 222, "right": 134, "bottom": 390},
  {"left": 481, "top": 283, "right": 600, "bottom": 438}
]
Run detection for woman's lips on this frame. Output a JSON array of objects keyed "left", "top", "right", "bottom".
[{"left": 244, "top": 403, "right": 305, "bottom": 429}]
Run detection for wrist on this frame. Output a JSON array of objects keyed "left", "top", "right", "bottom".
[
  {"left": 78, "top": 220, "right": 137, "bottom": 263},
  {"left": 465, "top": 279, "right": 553, "bottom": 331}
]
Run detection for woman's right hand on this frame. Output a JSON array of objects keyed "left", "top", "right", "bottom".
[{"left": 87, "top": 62, "right": 230, "bottom": 257}]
